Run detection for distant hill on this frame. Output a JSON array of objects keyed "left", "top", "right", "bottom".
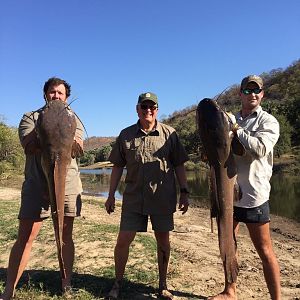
[
  {"left": 162, "top": 59, "right": 300, "bottom": 120},
  {"left": 83, "top": 136, "right": 115, "bottom": 151},
  {"left": 162, "top": 59, "right": 300, "bottom": 157}
]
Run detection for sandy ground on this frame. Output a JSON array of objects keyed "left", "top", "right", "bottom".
[{"left": 0, "top": 187, "right": 299, "bottom": 299}]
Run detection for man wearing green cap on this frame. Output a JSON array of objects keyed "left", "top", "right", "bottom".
[
  {"left": 209, "top": 75, "right": 281, "bottom": 299},
  {"left": 105, "top": 92, "right": 189, "bottom": 299}
]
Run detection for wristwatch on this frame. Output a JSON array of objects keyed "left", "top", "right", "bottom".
[{"left": 180, "top": 187, "right": 190, "bottom": 194}]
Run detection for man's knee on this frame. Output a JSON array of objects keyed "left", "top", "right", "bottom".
[
  {"left": 157, "top": 241, "right": 170, "bottom": 252},
  {"left": 16, "top": 220, "right": 43, "bottom": 245},
  {"left": 115, "top": 240, "right": 131, "bottom": 251},
  {"left": 256, "top": 244, "right": 276, "bottom": 263},
  {"left": 116, "top": 232, "right": 136, "bottom": 249}
]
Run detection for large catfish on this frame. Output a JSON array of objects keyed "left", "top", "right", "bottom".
[
  {"left": 197, "top": 98, "right": 244, "bottom": 284},
  {"left": 36, "top": 100, "right": 77, "bottom": 279}
]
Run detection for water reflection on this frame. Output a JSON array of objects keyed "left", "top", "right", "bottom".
[
  {"left": 186, "top": 170, "right": 210, "bottom": 208},
  {"left": 80, "top": 169, "right": 125, "bottom": 199},
  {"left": 80, "top": 168, "right": 300, "bottom": 222},
  {"left": 270, "top": 175, "right": 300, "bottom": 222}
]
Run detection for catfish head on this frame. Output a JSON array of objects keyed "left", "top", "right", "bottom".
[
  {"left": 37, "top": 100, "right": 76, "bottom": 171},
  {"left": 197, "top": 98, "right": 233, "bottom": 168}
]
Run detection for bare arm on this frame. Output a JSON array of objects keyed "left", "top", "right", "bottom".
[
  {"left": 71, "top": 137, "right": 84, "bottom": 158},
  {"left": 22, "top": 129, "right": 41, "bottom": 155},
  {"left": 105, "top": 165, "right": 124, "bottom": 214},
  {"left": 72, "top": 114, "right": 84, "bottom": 157},
  {"left": 19, "top": 113, "right": 41, "bottom": 155}
]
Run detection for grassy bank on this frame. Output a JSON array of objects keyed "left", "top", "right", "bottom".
[{"left": 0, "top": 194, "right": 168, "bottom": 299}]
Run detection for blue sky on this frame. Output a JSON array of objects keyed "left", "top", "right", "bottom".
[{"left": 1, "top": 0, "right": 299, "bottom": 138}]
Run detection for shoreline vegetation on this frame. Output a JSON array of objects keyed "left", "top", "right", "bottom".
[
  {"left": 0, "top": 186, "right": 299, "bottom": 299},
  {"left": 79, "top": 152, "right": 300, "bottom": 177},
  {"left": 1, "top": 152, "right": 298, "bottom": 189}
]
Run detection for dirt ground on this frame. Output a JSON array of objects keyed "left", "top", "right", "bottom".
[{"left": 0, "top": 187, "right": 299, "bottom": 299}]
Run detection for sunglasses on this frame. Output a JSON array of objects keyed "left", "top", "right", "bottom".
[
  {"left": 242, "top": 88, "right": 262, "bottom": 95},
  {"left": 140, "top": 104, "right": 158, "bottom": 110}
]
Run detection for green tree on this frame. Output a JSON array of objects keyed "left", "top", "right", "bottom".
[
  {"left": 0, "top": 121, "right": 25, "bottom": 174},
  {"left": 284, "top": 99, "right": 300, "bottom": 145},
  {"left": 95, "top": 144, "right": 112, "bottom": 162},
  {"left": 273, "top": 113, "right": 292, "bottom": 157},
  {"left": 162, "top": 107, "right": 201, "bottom": 155},
  {"left": 79, "top": 152, "right": 95, "bottom": 166}
]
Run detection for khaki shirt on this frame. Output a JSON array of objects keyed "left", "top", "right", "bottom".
[
  {"left": 234, "top": 106, "right": 280, "bottom": 208},
  {"left": 109, "top": 121, "right": 189, "bottom": 215},
  {"left": 18, "top": 106, "right": 83, "bottom": 201}
]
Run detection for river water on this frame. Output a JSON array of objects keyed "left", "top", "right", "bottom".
[{"left": 80, "top": 168, "right": 300, "bottom": 222}]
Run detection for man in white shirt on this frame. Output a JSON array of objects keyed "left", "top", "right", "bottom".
[{"left": 209, "top": 75, "right": 281, "bottom": 300}]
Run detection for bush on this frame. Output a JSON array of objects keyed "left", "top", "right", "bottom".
[{"left": 0, "top": 121, "right": 25, "bottom": 175}]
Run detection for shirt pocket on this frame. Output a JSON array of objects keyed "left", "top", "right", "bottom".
[
  {"left": 150, "top": 138, "right": 170, "bottom": 173},
  {"left": 151, "top": 137, "right": 168, "bottom": 158},
  {"left": 124, "top": 139, "right": 142, "bottom": 163}
]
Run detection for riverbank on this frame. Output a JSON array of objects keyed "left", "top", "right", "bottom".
[
  {"left": 0, "top": 186, "right": 299, "bottom": 299},
  {"left": 79, "top": 161, "right": 113, "bottom": 170},
  {"left": 79, "top": 152, "right": 300, "bottom": 175}
]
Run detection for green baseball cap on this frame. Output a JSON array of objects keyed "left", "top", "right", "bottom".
[
  {"left": 138, "top": 92, "right": 158, "bottom": 105},
  {"left": 241, "top": 75, "right": 263, "bottom": 90}
]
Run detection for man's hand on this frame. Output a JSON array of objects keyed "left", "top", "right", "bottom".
[
  {"left": 225, "top": 112, "right": 240, "bottom": 135},
  {"left": 226, "top": 111, "right": 236, "bottom": 124},
  {"left": 105, "top": 195, "right": 116, "bottom": 214},
  {"left": 178, "top": 193, "right": 189, "bottom": 214}
]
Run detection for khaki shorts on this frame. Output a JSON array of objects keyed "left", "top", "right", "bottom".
[
  {"left": 18, "top": 193, "right": 82, "bottom": 220},
  {"left": 120, "top": 211, "right": 174, "bottom": 232}
]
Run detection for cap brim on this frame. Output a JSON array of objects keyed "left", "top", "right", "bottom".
[{"left": 138, "top": 99, "right": 158, "bottom": 104}]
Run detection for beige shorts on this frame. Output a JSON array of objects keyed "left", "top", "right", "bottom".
[
  {"left": 120, "top": 211, "right": 174, "bottom": 232},
  {"left": 18, "top": 193, "right": 82, "bottom": 220}
]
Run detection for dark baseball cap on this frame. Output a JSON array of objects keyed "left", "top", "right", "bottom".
[
  {"left": 137, "top": 92, "right": 158, "bottom": 105},
  {"left": 240, "top": 75, "right": 263, "bottom": 90}
]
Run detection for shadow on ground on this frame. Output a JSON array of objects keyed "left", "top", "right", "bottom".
[{"left": 0, "top": 268, "right": 207, "bottom": 299}]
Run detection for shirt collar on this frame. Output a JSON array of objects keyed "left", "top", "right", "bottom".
[
  {"left": 135, "top": 120, "right": 160, "bottom": 136},
  {"left": 237, "top": 105, "right": 262, "bottom": 121}
]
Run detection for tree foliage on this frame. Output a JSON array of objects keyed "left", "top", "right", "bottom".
[
  {"left": 162, "top": 107, "right": 201, "bottom": 154},
  {"left": 95, "top": 144, "right": 112, "bottom": 162},
  {"left": 80, "top": 152, "right": 95, "bottom": 166},
  {"left": 79, "top": 143, "right": 113, "bottom": 166},
  {"left": 0, "top": 120, "right": 25, "bottom": 174},
  {"left": 273, "top": 113, "right": 292, "bottom": 157}
]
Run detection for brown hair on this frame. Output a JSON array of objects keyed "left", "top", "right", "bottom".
[{"left": 43, "top": 77, "right": 71, "bottom": 98}]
